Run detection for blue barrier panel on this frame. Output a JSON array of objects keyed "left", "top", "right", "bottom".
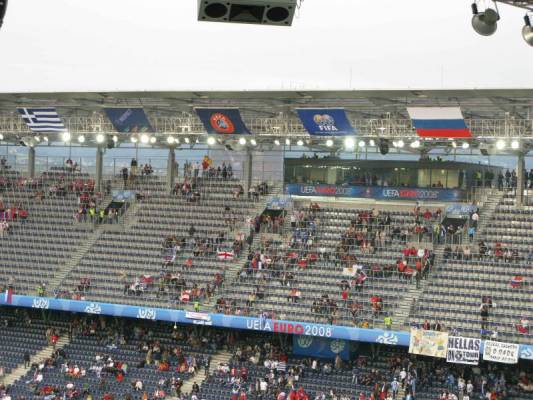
[
  {"left": 2, "top": 295, "right": 532, "bottom": 360},
  {"left": 285, "top": 184, "right": 466, "bottom": 202}
]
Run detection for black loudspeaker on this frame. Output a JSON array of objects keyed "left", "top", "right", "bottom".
[
  {"left": 0, "top": 0, "right": 7, "bottom": 29},
  {"left": 198, "top": 0, "right": 296, "bottom": 26},
  {"left": 107, "top": 137, "right": 115, "bottom": 149},
  {"left": 379, "top": 139, "right": 389, "bottom": 155},
  {"left": 480, "top": 148, "right": 489, "bottom": 156}
]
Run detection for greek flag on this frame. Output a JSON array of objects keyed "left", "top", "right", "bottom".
[{"left": 17, "top": 108, "right": 66, "bottom": 132}]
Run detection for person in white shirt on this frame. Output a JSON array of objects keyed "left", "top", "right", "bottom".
[{"left": 260, "top": 379, "right": 268, "bottom": 392}]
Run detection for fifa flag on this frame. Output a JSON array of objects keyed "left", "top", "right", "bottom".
[
  {"left": 407, "top": 107, "right": 472, "bottom": 138},
  {"left": 296, "top": 108, "right": 355, "bottom": 136},
  {"left": 195, "top": 108, "right": 251, "bottom": 135},
  {"left": 17, "top": 108, "right": 66, "bottom": 132},
  {"left": 104, "top": 108, "right": 153, "bottom": 133}
]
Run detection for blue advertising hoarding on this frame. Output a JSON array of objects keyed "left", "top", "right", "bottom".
[
  {"left": 195, "top": 108, "right": 251, "bottom": 135},
  {"left": 296, "top": 108, "right": 355, "bottom": 136},
  {"left": 293, "top": 335, "right": 351, "bottom": 360},
  {"left": 1, "top": 295, "right": 532, "bottom": 361},
  {"left": 285, "top": 184, "right": 466, "bottom": 202},
  {"left": 104, "top": 108, "right": 153, "bottom": 133}
]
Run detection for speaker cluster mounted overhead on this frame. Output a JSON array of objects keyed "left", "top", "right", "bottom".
[{"left": 198, "top": 0, "right": 297, "bottom": 26}]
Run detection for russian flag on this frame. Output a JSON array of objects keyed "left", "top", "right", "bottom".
[
  {"left": 407, "top": 107, "right": 472, "bottom": 138},
  {"left": 5, "top": 288, "right": 12, "bottom": 304}
]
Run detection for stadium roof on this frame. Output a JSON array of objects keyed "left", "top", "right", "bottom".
[{"left": 0, "top": 89, "right": 532, "bottom": 119}]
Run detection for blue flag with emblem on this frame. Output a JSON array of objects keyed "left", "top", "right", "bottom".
[
  {"left": 17, "top": 108, "right": 66, "bottom": 132},
  {"left": 296, "top": 108, "right": 356, "bottom": 136},
  {"left": 104, "top": 108, "right": 153, "bottom": 133},
  {"left": 195, "top": 108, "right": 251, "bottom": 134}
]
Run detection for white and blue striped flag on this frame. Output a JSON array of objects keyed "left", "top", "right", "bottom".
[{"left": 17, "top": 107, "right": 66, "bottom": 132}]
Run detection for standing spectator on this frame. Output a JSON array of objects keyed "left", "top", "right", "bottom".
[{"left": 24, "top": 350, "right": 31, "bottom": 368}]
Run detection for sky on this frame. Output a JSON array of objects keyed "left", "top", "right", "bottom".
[{"left": 0, "top": 0, "right": 533, "bottom": 92}]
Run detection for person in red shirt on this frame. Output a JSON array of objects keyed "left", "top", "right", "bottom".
[
  {"left": 341, "top": 289, "right": 348, "bottom": 305},
  {"left": 239, "top": 391, "right": 247, "bottom": 400}
]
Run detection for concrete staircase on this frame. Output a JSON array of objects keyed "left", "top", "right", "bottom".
[
  {"left": 2, "top": 336, "right": 70, "bottom": 386},
  {"left": 49, "top": 226, "right": 105, "bottom": 293},
  {"left": 171, "top": 350, "right": 233, "bottom": 398}
]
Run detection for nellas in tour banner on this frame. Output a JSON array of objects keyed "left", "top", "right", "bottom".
[
  {"left": 483, "top": 340, "right": 519, "bottom": 364},
  {"left": 446, "top": 336, "right": 481, "bottom": 365},
  {"left": 409, "top": 329, "right": 448, "bottom": 358}
]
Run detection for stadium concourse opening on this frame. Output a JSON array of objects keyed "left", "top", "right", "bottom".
[{"left": 0, "top": 90, "right": 533, "bottom": 399}]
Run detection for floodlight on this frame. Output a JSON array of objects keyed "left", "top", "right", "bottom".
[
  {"left": 167, "top": 136, "right": 175, "bottom": 144},
  {"left": 95, "top": 134, "right": 105, "bottom": 144},
  {"left": 239, "top": 137, "right": 247, "bottom": 145},
  {"left": 451, "top": 141, "right": 457, "bottom": 148},
  {"left": 140, "top": 134, "right": 150, "bottom": 144},
  {"left": 358, "top": 140, "right": 366, "bottom": 148},
  {"left": 326, "top": 139, "right": 333, "bottom": 147},
  {"left": 274, "top": 139, "right": 281, "bottom": 146},
  {"left": 471, "top": 3, "right": 499, "bottom": 36},
  {"left": 495, "top": 139, "right": 506, "bottom": 150},
  {"left": 344, "top": 137, "right": 355, "bottom": 150},
  {"left": 523, "top": 15, "right": 533, "bottom": 46},
  {"left": 34, "top": 136, "right": 41, "bottom": 142},
  {"left": 77, "top": 135, "right": 85, "bottom": 143},
  {"left": 285, "top": 139, "right": 291, "bottom": 146},
  {"left": 131, "top": 136, "right": 138, "bottom": 143},
  {"left": 462, "top": 142, "right": 470, "bottom": 149},
  {"left": 150, "top": 137, "right": 157, "bottom": 144},
  {"left": 62, "top": 131, "right": 71, "bottom": 142},
  {"left": 184, "top": 137, "right": 190, "bottom": 144},
  {"left": 369, "top": 139, "right": 375, "bottom": 147},
  {"left": 43, "top": 136, "right": 48, "bottom": 142},
  {"left": 511, "top": 139, "right": 520, "bottom": 149},
  {"left": 296, "top": 139, "right": 304, "bottom": 146},
  {"left": 112, "top": 135, "right": 118, "bottom": 143},
  {"left": 410, "top": 140, "right": 420, "bottom": 149},
  {"left": 207, "top": 136, "right": 216, "bottom": 145},
  {"left": 0, "top": 134, "right": 4, "bottom": 140},
  {"left": 250, "top": 139, "right": 257, "bottom": 146},
  {"left": 396, "top": 140, "right": 405, "bottom": 148}
]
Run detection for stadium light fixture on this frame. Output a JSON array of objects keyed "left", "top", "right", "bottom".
[
  {"left": 207, "top": 136, "right": 216, "bottom": 145},
  {"left": 130, "top": 136, "right": 138, "bottom": 144},
  {"left": 451, "top": 141, "right": 457, "bottom": 148},
  {"left": 112, "top": 135, "right": 118, "bottom": 143},
  {"left": 250, "top": 138, "right": 257, "bottom": 146},
  {"left": 62, "top": 131, "right": 71, "bottom": 142},
  {"left": 369, "top": 139, "right": 375, "bottom": 147},
  {"left": 410, "top": 140, "right": 420, "bottom": 149},
  {"left": 471, "top": 3, "right": 499, "bottom": 36},
  {"left": 274, "top": 139, "right": 280, "bottom": 146},
  {"left": 140, "top": 134, "right": 150, "bottom": 144},
  {"left": 511, "top": 139, "right": 520, "bottom": 149},
  {"left": 296, "top": 139, "right": 304, "bottom": 146},
  {"left": 344, "top": 137, "right": 355, "bottom": 150},
  {"left": 43, "top": 136, "right": 48, "bottom": 142},
  {"left": 496, "top": 139, "right": 506, "bottom": 150},
  {"left": 462, "top": 142, "right": 470, "bottom": 149},
  {"left": 396, "top": 140, "right": 405, "bottom": 148},
  {"left": 77, "top": 135, "right": 85, "bottom": 143},
  {"left": 167, "top": 136, "right": 175, "bottom": 144},
  {"left": 34, "top": 136, "right": 40, "bottom": 142},
  {"left": 239, "top": 137, "right": 247, "bottom": 145},
  {"left": 358, "top": 140, "right": 366, "bottom": 148},
  {"left": 150, "top": 136, "right": 157, "bottom": 144},
  {"left": 325, "top": 139, "right": 334, "bottom": 147},
  {"left": 95, "top": 133, "right": 105, "bottom": 144},
  {"left": 523, "top": 15, "right": 533, "bottom": 46},
  {"left": 0, "top": 134, "right": 3, "bottom": 140},
  {"left": 285, "top": 139, "right": 291, "bottom": 146},
  {"left": 184, "top": 137, "right": 190, "bottom": 144}
]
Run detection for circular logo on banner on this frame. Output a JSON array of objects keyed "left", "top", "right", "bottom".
[
  {"left": 297, "top": 336, "right": 313, "bottom": 349},
  {"left": 313, "top": 114, "right": 336, "bottom": 129},
  {"left": 210, "top": 112, "right": 235, "bottom": 134},
  {"left": 330, "top": 339, "right": 346, "bottom": 354}
]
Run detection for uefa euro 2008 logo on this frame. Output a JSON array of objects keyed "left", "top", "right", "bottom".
[
  {"left": 313, "top": 114, "right": 338, "bottom": 132},
  {"left": 209, "top": 112, "right": 235, "bottom": 134}
]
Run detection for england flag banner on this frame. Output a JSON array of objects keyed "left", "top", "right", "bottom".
[
  {"left": 407, "top": 107, "right": 472, "bottom": 138},
  {"left": 296, "top": 108, "right": 355, "bottom": 136},
  {"left": 17, "top": 108, "right": 66, "bottom": 132},
  {"left": 446, "top": 336, "right": 481, "bottom": 365},
  {"left": 483, "top": 340, "right": 519, "bottom": 364}
]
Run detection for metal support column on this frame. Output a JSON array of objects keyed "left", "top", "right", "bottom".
[
  {"left": 244, "top": 150, "right": 253, "bottom": 192},
  {"left": 167, "top": 147, "right": 176, "bottom": 194},
  {"left": 95, "top": 146, "right": 104, "bottom": 194},
  {"left": 27, "top": 146, "right": 35, "bottom": 178},
  {"left": 517, "top": 152, "right": 526, "bottom": 207}
]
